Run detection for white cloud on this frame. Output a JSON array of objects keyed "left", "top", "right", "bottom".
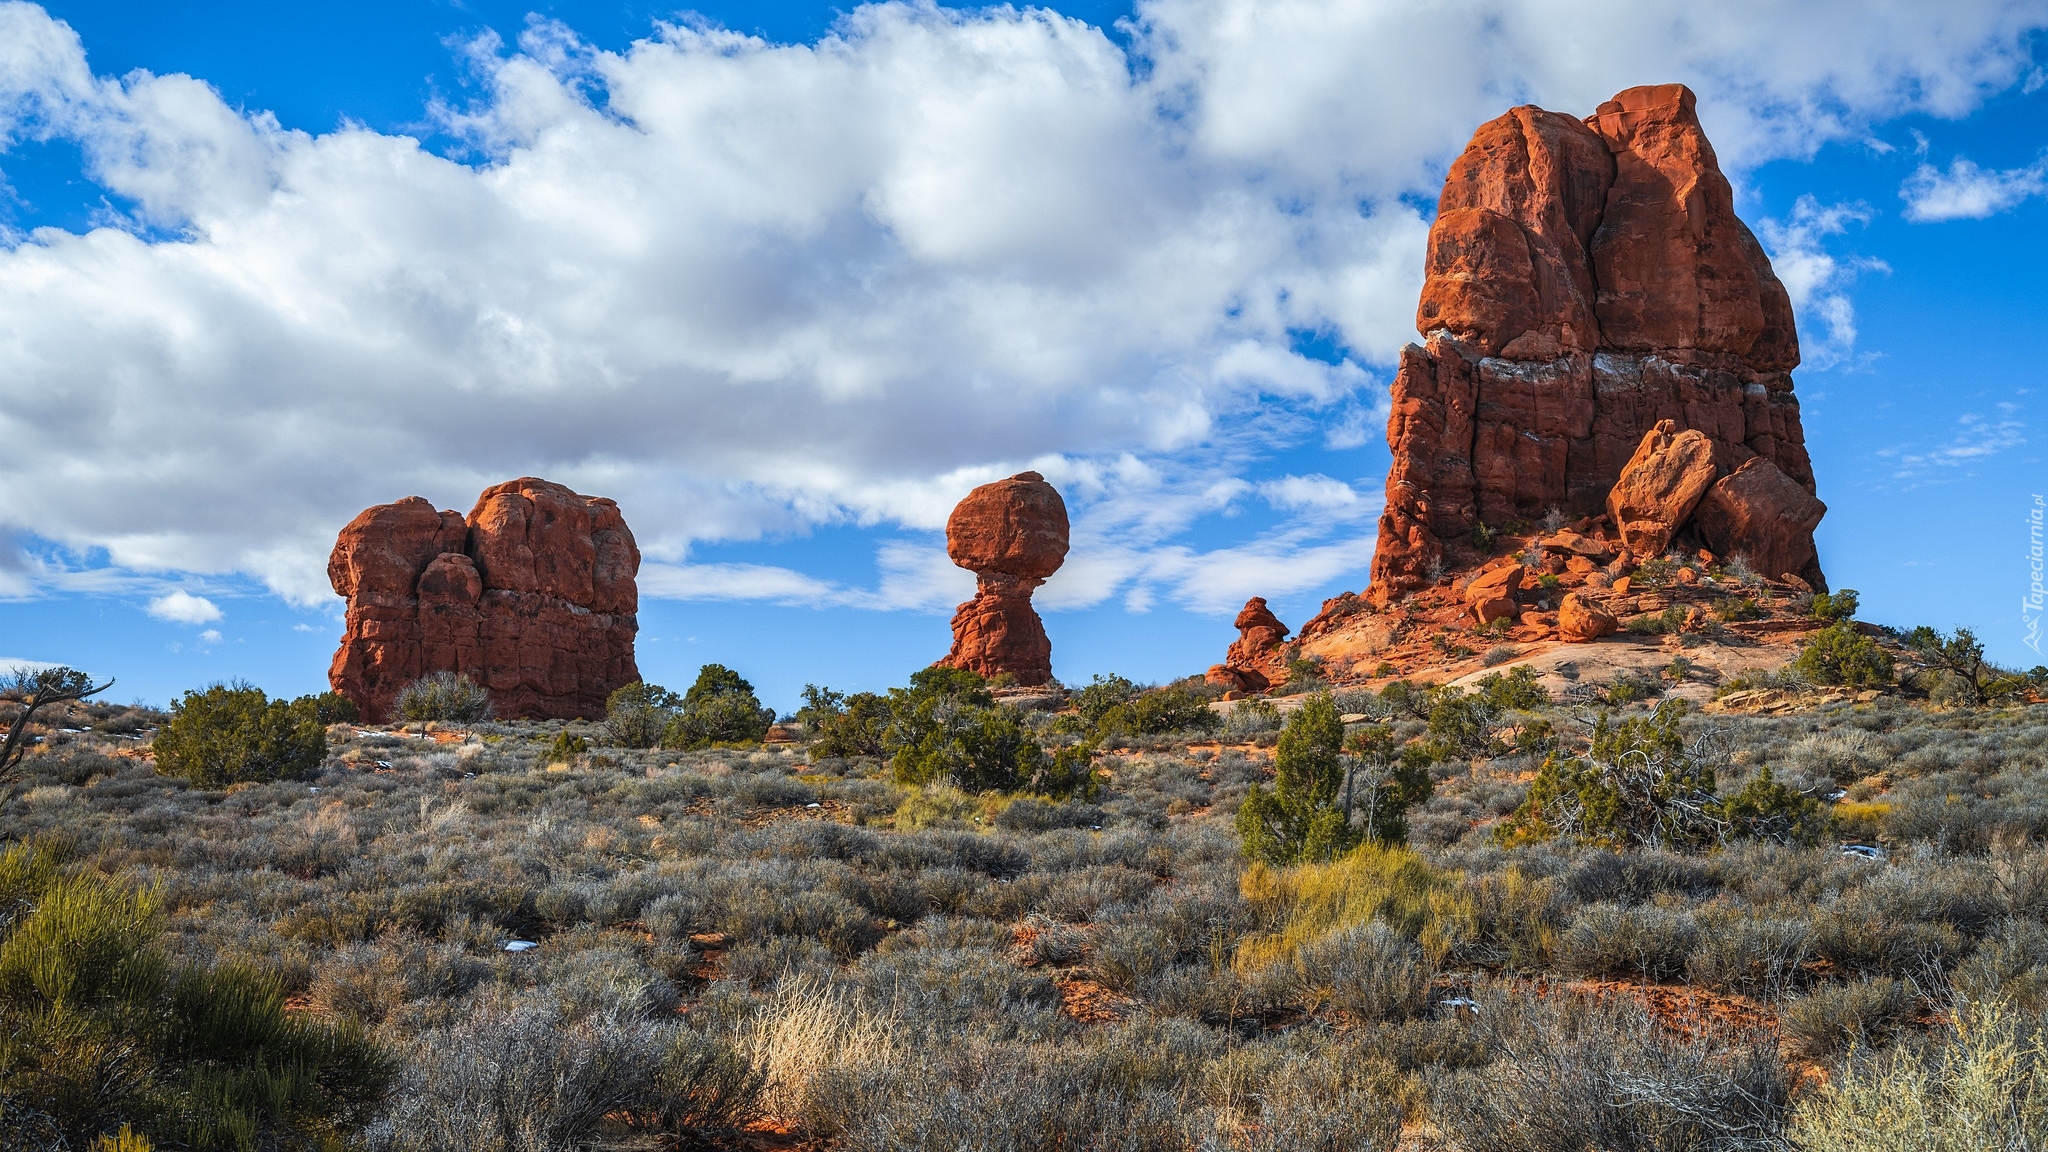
[
  {"left": 0, "top": 656, "right": 60, "bottom": 675},
  {"left": 196, "top": 628, "right": 222, "bottom": 645},
  {"left": 1900, "top": 155, "right": 2048, "bottom": 221},
  {"left": 1879, "top": 405, "right": 2028, "bottom": 482},
  {"left": 0, "top": 0, "right": 2040, "bottom": 613},
  {"left": 1756, "top": 197, "right": 1888, "bottom": 369},
  {"left": 1257, "top": 474, "right": 1366, "bottom": 512},
  {"left": 145, "top": 590, "right": 221, "bottom": 624}
]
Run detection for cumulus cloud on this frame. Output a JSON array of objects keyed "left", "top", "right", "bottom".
[
  {"left": 1755, "top": 197, "right": 1889, "bottom": 369},
  {"left": 0, "top": 0, "right": 2042, "bottom": 615},
  {"left": 1900, "top": 155, "right": 2048, "bottom": 220},
  {"left": 145, "top": 590, "right": 221, "bottom": 624}
]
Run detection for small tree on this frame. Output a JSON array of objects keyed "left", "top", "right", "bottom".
[
  {"left": 0, "top": 665, "right": 113, "bottom": 781},
  {"left": 1499, "top": 700, "right": 1721, "bottom": 850},
  {"left": 605, "top": 681, "right": 678, "bottom": 749},
  {"left": 153, "top": 682, "right": 327, "bottom": 788},
  {"left": 808, "top": 691, "right": 890, "bottom": 761},
  {"left": 1343, "top": 724, "right": 1432, "bottom": 845},
  {"left": 1810, "top": 588, "right": 1860, "bottom": 623},
  {"left": 663, "top": 665, "right": 774, "bottom": 749},
  {"left": 1903, "top": 626, "right": 2033, "bottom": 706},
  {"left": 1794, "top": 622, "right": 1894, "bottom": 688},
  {"left": 1237, "top": 693, "right": 1360, "bottom": 864}
]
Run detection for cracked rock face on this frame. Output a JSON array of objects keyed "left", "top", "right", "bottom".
[
  {"left": 328, "top": 477, "right": 640, "bottom": 721},
  {"left": 1373, "top": 83, "right": 1825, "bottom": 599},
  {"left": 937, "top": 472, "right": 1069, "bottom": 686}
]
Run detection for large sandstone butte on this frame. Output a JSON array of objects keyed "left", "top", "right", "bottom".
[
  {"left": 328, "top": 478, "right": 640, "bottom": 721},
  {"left": 938, "top": 472, "right": 1069, "bottom": 686},
  {"left": 1374, "top": 83, "right": 1826, "bottom": 599}
]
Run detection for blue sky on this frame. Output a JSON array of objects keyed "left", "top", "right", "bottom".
[{"left": 1, "top": 0, "right": 2045, "bottom": 712}]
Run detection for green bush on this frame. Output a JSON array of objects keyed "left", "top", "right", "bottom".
[
  {"left": 0, "top": 840, "right": 392, "bottom": 1148},
  {"left": 1474, "top": 664, "right": 1548, "bottom": 711},
  {"left": 662, "top": 665, "right": 774, "bottom": 750},
  {"left": 1344, "top": 725, "right": 1432, "bottom": 846},
  {"left": 1237, "top": 694, "right": 1360, "bottom": 864},
  {"left": 1499, "top": 701, "right": 1719, "bottom": 850},
  {"left": 1715, "top": 768, "right": 1826, "bottom": 845},
  {"left": 392, "top": 671, "right": 493, "bottom": 723},
  {"left": 547, "top": 730, "right": 588, "bottom": 763},
  {"left": 808, "top": 691, "right": 890, "bottom": 760},
  {"left": 604, "top": 681, "right": 678, "bottom": 749},
  {"left": 1094, "top": 685, "right": 1221, "bottom": 738},
  {"left": 306, "top": 691, "right": 359, "bottom": 724},
  {"left": 1794, "top": 621, "right": 1895, "bottom": 688},
  {"left": 1811, "top": 588, "right": 1860, "bottom": 623},
  {"left": 152, "top": 682, "right": 326, "bottom": 788}
]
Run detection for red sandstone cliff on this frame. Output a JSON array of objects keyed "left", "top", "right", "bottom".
[
  {"left": 1373, "top": 84, "right": 1824, "bottom": 600},
  {"left": 328, "top": 478, "right": 640, "bottom": 721}
]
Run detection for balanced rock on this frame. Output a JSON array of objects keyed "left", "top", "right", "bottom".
[
  {"left": 937, "top": 472, "right": 1068, "bottom": 686},
  {"left": 1372, "top": 83, "right": 1825, "bottom": 599},
  {"left": 329, "top": 478, "right": 640, "bottom": 721},
  {"left": 1208, "top": 597, "right": 1291, "bottom": 692}
]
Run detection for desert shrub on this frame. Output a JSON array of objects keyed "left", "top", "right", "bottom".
[
  {"left": 1953, "top": 919, "right": 2048, "bottom": 1012},
  {"left": 1794, "top": 622, "right": 1895, "bottom": 688},
  {"left": 1811, "top": 588, "right": 1860, "bottom": 623},
  {"left": 1290, "top": 921, "right": 1432, "bottom": 1021},
  {"left": 1424, "top": 690, "right": 1501, "bottom": 760},
  {"left": 604, "top": 681, "right": 678, "bottom": 749},
  {"left": 1094, "top": 685, "right": 1220, "bottom": 737},
  {"left": 306, "top": 691, "right": 360, "bottom": 724},
  {"left": 1686, "top": 914, "right": 1813, "bottom": 996},
  {"left": 1482, "top": 645, "right": 1520, "bottom": 667},
  {"left": 1624, "top": 605, "right": 1688, "bottom": 635},
  {"left": 1498, "top": 701, "right": 1722, "bottom": 850},
  {"left": 894, "top": 705, "right": 1094, "bottom": 800},
  {"left": 1237, "top": 694, "right": 1359, "bottom": 864},
  {"left": 1559, "top": 903, "right": 1698, "bottom": 980},
  {"left": 1476, "top": 664, "right": 1549, "bottom": 712},
  {"left": 1071, "top": 674, "right": 1142, "bottom": 728},
  {"left": 664, "top": 665, "right": 775, "bottom": 749},
  {"left": 1223, "top": 696, "right": 1282, "bottom": 738},
  {"left": 1786, "top": 727, "right": 1887, "bottom": 783},
  {"left": 1603, "top": 671, "right": 1662, "bottom": 704},
  {"left": 152, "top": 681, "right": 327, "bottom": 787},
  {"left": 1901, "top": 625, "right": 2037, "bottom": 706},
  {"left": 1788, "top": 997, "right": 2048, "bottom": 1151},
  {"left": 1716, "top": 768, "right": 1827, "bottom": 845},
  {"left": 392, "top": 671, "right": 493, "bottom": 723},
  {"left": 367, "top": 997, "right": 759, "bottom": 1150},
  {"left": 1235, "top": 843, "right": 1457, "bottom": 973},
  {"left": 1781, "top": 978, "right": 1915, "bottom": 1059},
  {"left": 808, "top": 691, "right": 890, "bottom": 760},
  {"left": 546, "top": 729, "right": 588, "bottom": 763},
  {"left": 1432, "top": 988, "right": 1789, "bottom": 1152},
  {"left": 0, "top": 840, "right": 391, "bottom": 1149},
  {"left": 1712, "top": 596, "right": 1763, "bottom": 622}
]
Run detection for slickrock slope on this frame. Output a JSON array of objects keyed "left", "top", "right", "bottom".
[
  {"left": 1373, "top": 83, "right": 1824, "bottom": 601},
  {"left": 328, "top": 478, "right": 640, "bottom": 721},
  {"left": 938, "top": 472, "right": 1069, "bottom": 686}
]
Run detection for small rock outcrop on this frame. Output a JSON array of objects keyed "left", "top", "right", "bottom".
[
  {"left": 329, "top": 478, "right": 640, "bottom": 721},
  {"left": 1207, "top": 597, "right": 1292, "bottom": 693},
  {"left": 937, "top": 472, "right": 1069, "bottom": 686},
  {"left": 1373, "top": 83, "right": 1826, "bottom": 598},
  {"left": 1558, "top": 592, "right": 1619, "bottom": 642}
]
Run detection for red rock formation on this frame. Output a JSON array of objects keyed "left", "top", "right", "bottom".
[
  {"left": 1373, "top": 83, "right": 1825, "bottom": 600},
  {"left": 938, "top": 472, "right": 1068, "bottom": 686},
  {"left": 1692, "top": 456, "right": 1827, "bottom": 584},
  {"left": 1208, "top": 598, "right": 1291, "bottom": 693},
  {"left": 1558, "top": 592, "right": 1618, "bottom": 642},
  {"left": 328, "top": 478, "right": 640, "bottom": 721},
  {"left": 1606, "top": 419, "right": 1721, "bottom": 557}
]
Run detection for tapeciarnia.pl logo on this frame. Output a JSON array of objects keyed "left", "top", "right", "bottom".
[{"left": 2027, "top": 495, "right": 2044, "bottom": 655}]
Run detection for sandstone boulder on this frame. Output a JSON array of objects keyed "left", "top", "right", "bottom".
[
  {"left": 1606, "top": 420, "right": 1720, "bottom": 557},
  {"left": 937, "top": 472, "right": 1069, "bottom": 685},
  {"left": 1558, "top": 593, "right": 1618, "bottom": 642},
  {"left": 1465, "top": 564, "right": 1525, "bottom": 625},
  {"left": 1691, "top": 456, "right": 1827, "bottom": 587},
  {"left": 329, "top": 478, "right": 640, "bottom": 721}
]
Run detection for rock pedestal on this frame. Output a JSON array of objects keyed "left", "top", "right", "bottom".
[
  {"left": 1372, "top": 84, "right": 1826, "bottom": 599},
  {"left": 1206, "top": 597, "right": 1292, "bottom": 693},
  {"left": 937, "top": 472, "right": 1069, "bottom": 686},
  {"left": 328, "top": 477, "right": 640, "bottom": 721}
]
